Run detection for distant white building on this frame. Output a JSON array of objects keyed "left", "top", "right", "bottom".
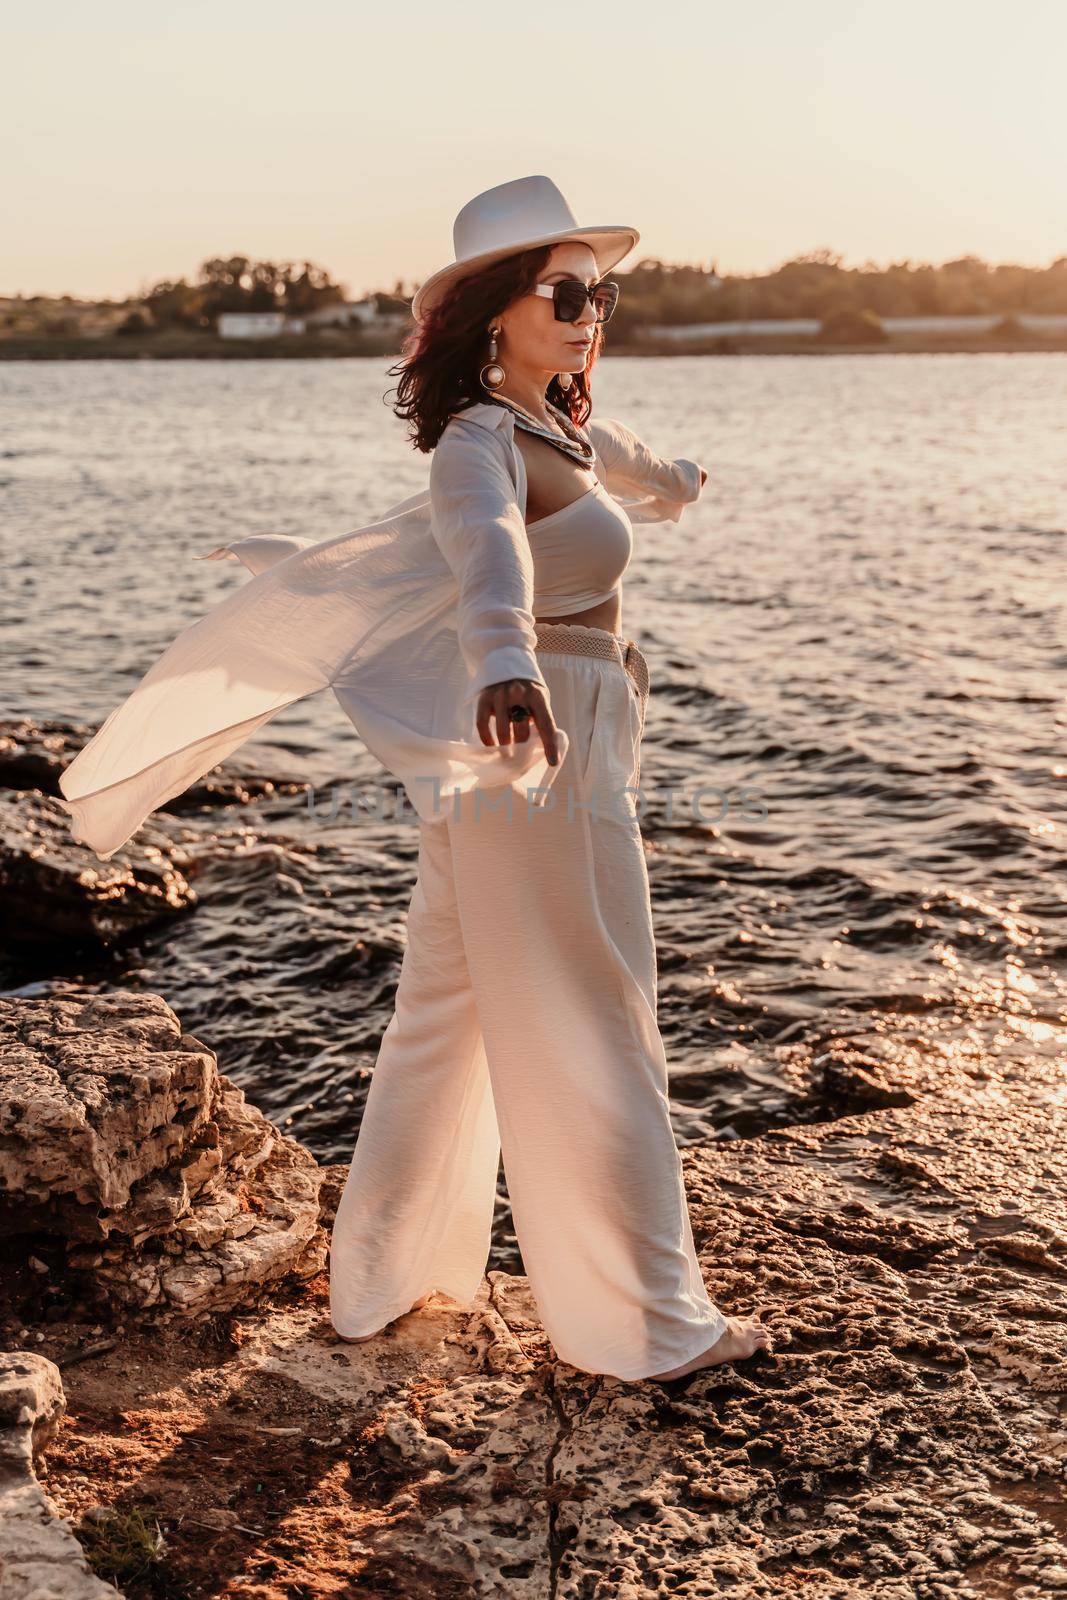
[
  {"left": 217, "top": 311, "right": 306, "bottom": 339},
  {"left": 643, "top": 313, "right": 1067, "bottom": 341},
  {"left": 646, "top": 318, "right": 821, "bottom": 339},
  {"left": 302, "top": 299, "right": 380, "bottom": 329}
]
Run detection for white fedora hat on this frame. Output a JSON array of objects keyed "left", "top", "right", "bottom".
[{"left": 410, "top": 174, "right": 640, "bottom": 324}]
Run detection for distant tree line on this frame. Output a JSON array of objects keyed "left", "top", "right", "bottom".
[
  {"left": 10, "top": 248, "right": 1066, "bottom": 342},
  {"left": 133, "top": 255, "right": 350, "bottom": 332},
  {"left": 605, "top": 251, "right": 1067, "bottom": 333}
]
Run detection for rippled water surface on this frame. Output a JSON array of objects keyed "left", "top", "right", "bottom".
[{"left": 3, "top": 356, "right": 1065, "bottom": 1228}]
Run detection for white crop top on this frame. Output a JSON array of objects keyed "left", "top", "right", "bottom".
[{"left": 526, "top": 477, "right": 634, "bottom": 615}]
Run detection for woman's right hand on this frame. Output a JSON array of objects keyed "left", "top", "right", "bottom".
[{"left": 475, "top": 679, "right": 561, "bottom": 766}]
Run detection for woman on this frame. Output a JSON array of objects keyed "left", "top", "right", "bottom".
[
  {"left": 56, "top": 174, "right": 772, "bottom": 1382},
  {"left": 327, "top": 175, "right": 773, "bottom": 1382}
]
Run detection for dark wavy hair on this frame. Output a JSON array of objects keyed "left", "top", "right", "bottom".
[{"left": 387, "top": 244, "right": 605, "bottom": 453}]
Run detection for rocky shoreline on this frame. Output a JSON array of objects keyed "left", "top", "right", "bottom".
[
  {"left": 2, "top": 721, "right": 1066, "bottom": 1598},
  {"left": 4, "top": 995, "right": 1066, "bottom": 1598}
]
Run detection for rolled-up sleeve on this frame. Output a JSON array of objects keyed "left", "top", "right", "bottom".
[
  {"left": 587, "top": 416, "right": 706, "bottom": 522},
  {"left": 430, "top": 419, "right": 547, "bottom": 702}
]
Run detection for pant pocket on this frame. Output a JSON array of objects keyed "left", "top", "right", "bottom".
[
  {"left": 577, "top": 667, "right": 605, "bottom": 792},
  {"left": 584, "top": 670, "right": 643, "bottom": 813}
]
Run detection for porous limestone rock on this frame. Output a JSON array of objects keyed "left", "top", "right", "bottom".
[
  {"left": 0, "top": 787, "right": 196, "bottom": 948},
  {"left": 0, "top": 1351, "right": 117, "bottom": 1600},
  {"left": 0, "top": 992, "right": 325, "bottom": 1315},
  {"left": 0, "top": 716, "right": 307, "bottom": 952}
]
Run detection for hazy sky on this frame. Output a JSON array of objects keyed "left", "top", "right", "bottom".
[{"left": 5, "top": 0, "right": 1065, "bottom": 300}]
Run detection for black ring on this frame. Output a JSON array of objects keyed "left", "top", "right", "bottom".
[{"left": 508, "top": 704, "right": 531, "bottom": 723}]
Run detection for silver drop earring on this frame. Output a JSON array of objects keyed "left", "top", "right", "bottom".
[
  {"left": 479, "top": 325, "right": 505, "bottom": 391},
  {"left": 557, "top": 369, "right": 573, "bottom": 390}
]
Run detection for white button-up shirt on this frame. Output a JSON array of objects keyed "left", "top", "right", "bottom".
[{"left": 57, "top": 401, "right": 705, "bottom": 858}]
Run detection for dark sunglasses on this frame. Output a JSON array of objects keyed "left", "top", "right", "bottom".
[{"left": 530, "top": 277, "right": 620, "bottom": 324}]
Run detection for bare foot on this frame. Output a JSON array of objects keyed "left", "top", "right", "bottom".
[
  {"left": 645, "top": 1314, "right": 773, "bottom": 1381},
  {"left": 336, "top": 1292, "right": 433, "bottom": 1345}
]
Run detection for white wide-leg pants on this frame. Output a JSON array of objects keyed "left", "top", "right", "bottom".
[{"left": 328, "top": 627, "right": 729, "bottom": 1380}]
